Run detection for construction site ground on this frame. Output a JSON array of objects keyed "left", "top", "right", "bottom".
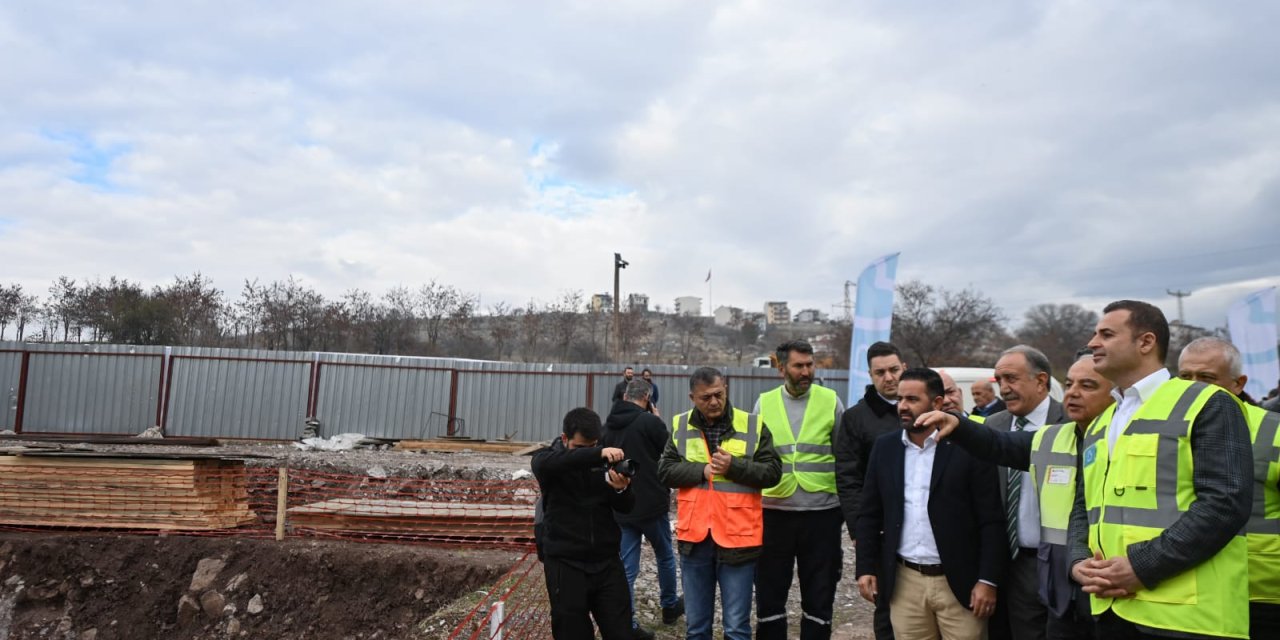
[{"left": 0, "top": 438, "right": 875, "bottom": 639}]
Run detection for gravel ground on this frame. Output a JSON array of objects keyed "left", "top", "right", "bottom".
[{"left": 5, "top": 436, "right": 878, "bottom": 638}]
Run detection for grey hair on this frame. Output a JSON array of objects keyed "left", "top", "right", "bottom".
[
  {"left": 689, "top": 367, "right": 724, "bottom": 391},
  {"left": 1181, "top": 337, "right": 1243, "bottom": 378},
  {"left": 624, "top": 379, "right": 652, "bottom": 401},
  {"left": 1001, "top": 345, "right": 1053, "bottom": 380}
]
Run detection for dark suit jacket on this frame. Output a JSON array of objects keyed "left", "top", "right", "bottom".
[
  {"left": 974, "top": 398, "right": 1006, "bottom": 417},
  {"left": 854, "top": 429, "right": 1007, "bottom": 609}
]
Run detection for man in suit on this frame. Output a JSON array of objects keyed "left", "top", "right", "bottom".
[
  {"left": 986, "top": 345, "right": 1063, "bottom": 640},
  {"left": 972, "top": 379, "right": 1006, "bottom": 417},
  {"left": 1069, "top": 300, "right": 1252, "bottom": 639},
  {"left": 855, "top": 367, "right": 1006, "bottom": 640},
  {"left": 921, "top": 352, "right": 1115, "bottom": 640}
]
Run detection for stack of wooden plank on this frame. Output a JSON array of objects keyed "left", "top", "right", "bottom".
[
  {"left": 394, "top": 439, "right": 543, "bottom": 455},
  {"left": 0, "top": 454, "right": 256, "bottom": 530},
  {"left": 288, "top": 498, "right": 534, "bottom": 540}
]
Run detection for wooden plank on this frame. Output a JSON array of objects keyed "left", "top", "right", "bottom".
[
  {"left": 393, "top": 440, "right": 537, "bottom": 454},
  {"left": 288, "top": 498, "right": 534, "bottom": 519}
]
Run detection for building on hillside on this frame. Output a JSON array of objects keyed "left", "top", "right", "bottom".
[
  {"left": 627, "top": 293, "right": 649, "bottom": 312},
  {"left": 794, "top": 308, "right": 828, "bottom": 323},
  {"left": 675, "top": 296, "right": 703, "bottom": 317},
  {"left": 714, "top": 305, "right": 744, "bottom": 326},
  {"left": 590, "top": 293, "right": 613, "bottom": 312},
  {"left": 764, "top": 301, "right": 791, "bottom": 325}
]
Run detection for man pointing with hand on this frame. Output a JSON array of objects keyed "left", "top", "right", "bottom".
[{"left": 659, "top": 367, "right": 782, "bottom": 640}]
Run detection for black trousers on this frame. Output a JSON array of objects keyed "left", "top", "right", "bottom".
[
  {"left": 543, "top": 555, "right": 635, "bottom": 640},
  {"left": 1044, "top": 594, "right": 1095, "bottom": 640},
  {"left": 1252, "top": 602, "right": 1280, "bottom": 640},
  {"left": 1096, "top": 610, "right": 1237, "bottom": 640},
  {"left": 754, "top": 507, "right": 844, "bottom": 640}
]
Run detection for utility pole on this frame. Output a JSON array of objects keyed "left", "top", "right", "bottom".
[
  {"left": 613, "top": 252, "right": 628, "bottom": 362},
  {"left": 1167, "top": 289, "right": 1191, "bottom": 324},
  {"left": 842, "top": 280, "right": 855, "bottom": 323}
]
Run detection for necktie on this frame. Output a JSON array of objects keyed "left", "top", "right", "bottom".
[{"left": 1006, "top": 416, "right": 1029, "bottom": 559}]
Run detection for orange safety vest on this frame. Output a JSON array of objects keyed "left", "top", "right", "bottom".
[{"left": 671, "top": 408, "right": 764, "bottom": 549}]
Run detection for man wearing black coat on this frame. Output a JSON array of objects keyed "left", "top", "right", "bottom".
[
  {"left": 533, "top": 407, "right": 638, "bottom": 640},
  {"left": 603, "top": 379, "right": 683, "bottom": 633},
  {"left": 835, "top": 340, "right": 908, "bottom": 640}
]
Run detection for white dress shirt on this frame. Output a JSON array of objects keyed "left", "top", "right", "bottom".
[
  {"left": 898, "top": 430, "right": 942, "bottom": 564},
  {"left": 1013, "top": 396, "right": 1051, "bottom": 548},
  {"left": 1106, "top": 368, "right": 1170, "bottom": 454}
]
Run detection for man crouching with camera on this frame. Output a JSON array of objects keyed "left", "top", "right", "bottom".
[{"left": 533, "top": 407, "right": 639, "bottom": 640}]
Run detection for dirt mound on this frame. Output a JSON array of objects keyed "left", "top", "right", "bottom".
[{"left": 0, "top": 533, "right": 520, "bottom": 640}]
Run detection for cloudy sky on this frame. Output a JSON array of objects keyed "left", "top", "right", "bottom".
[{"left": 2, "top": 0, "right": 1278, "bottom": 331}]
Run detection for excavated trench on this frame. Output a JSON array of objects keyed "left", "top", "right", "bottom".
[{"left": 0, "top": 533, "right": 521, "bottom": 640}]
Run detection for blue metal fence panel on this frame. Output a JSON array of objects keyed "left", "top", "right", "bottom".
[
  {"left": 453, "top": 370, "right": 587, "bottom": 442},
  {"left": 22, "top": 351, "right": 161, "bottom": 433},
  {"left": 314, "top": 357, "right": 453, "bottom": 439},
  {"left": 0, "top": 351, "right": 23, "bottom": 430},
  {"left": 164, "top": 354, "right": 310, "bottom": 439}
]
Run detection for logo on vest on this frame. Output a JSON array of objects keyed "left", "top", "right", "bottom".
[{"left": 1083, "top": 442, "right": 1097, "bottom": 468}]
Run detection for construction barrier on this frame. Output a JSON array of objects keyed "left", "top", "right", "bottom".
[{"left": 447, "top": 551, "right": 552, "bottom": 640}]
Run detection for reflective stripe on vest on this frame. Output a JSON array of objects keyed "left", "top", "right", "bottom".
[
  {"left": 1246, "top": 405, "right": 1280, "bottom": 604},
  {"left": 1029, "top": 422, "right": 1079, "bottom": 546},
  {"left": 757, "top": 385, "right": 837, "bottom": 499},
  {"left": 1080, "top": 379, "right": 1249, "bottom": 639},
  {"left": 671, "top": 408, "right": 765, "bottom": 548}
]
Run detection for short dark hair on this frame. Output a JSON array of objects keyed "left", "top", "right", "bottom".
[
  {"left": 562, "top": 407, "right": 602, "bottom": 440},
  {"left": 1075, "top": 347, "right": 1094, "bottom": 360},
  {"left": 1103, "top": 300, "right": 1170, "bottom": 361},
  {"left": 641, "top": 368, "right": 652, "bottom": 375},
  {"left": 899, "top": 367, "right": 944, "bottom": 400},
  {"left": 624, "top": 379, "right": 652, "bottom": 401},
  {"left": 775, "top": 340, "right": 814, "bottom": 366},
  {"left": 689, "top": 366, "right": 723, "bottom": 391},
  {"left": 866, "top": 341, "right": 902, "bottom": 367}
]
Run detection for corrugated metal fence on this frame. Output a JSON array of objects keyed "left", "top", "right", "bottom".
[{"left": 0, "top": 343, "right": 851, "bottom": 442}]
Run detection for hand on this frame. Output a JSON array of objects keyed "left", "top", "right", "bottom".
[
  {"left": 1072, "top": 551, "right": 1135, "bottom": 598},
  {"left": 916, "top": 410, "right": 961, "bottom": 439},
  {"left": 969, "top": 582, "right": 996, "bottom": 618},
  {"left": 857, "top": 575, "right": 878, "bottom": 603},
  {"left": 709, "top": 447, "right": 733, "bottom": 476},
  {"left": 1089, "top": 555, "right": 1143, "bottom": 598},
  {"left": 703, "top": 464, "right": 715, "bottom": 481},
  {"left": 605, "top": 469, "right": 630, "bottom": 491},
  {"left": 600, "top": 447, "right": 625, "bottom": 463}
]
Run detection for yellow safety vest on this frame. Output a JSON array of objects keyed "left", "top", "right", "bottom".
[
  {"left": 757, "top": 385, "right": 837, "bottom": 499},
  {"left": 970, "top": 414, "right": 987, "bottom": 424},
  {"left": 671, "top": 409, "right": 765, "bottom": 549},
  {"left": 1080, "top": 379, "right": 1249, "bottom": 639},
  {"left": 1246, "top": 403, "right": 1280, "bottom": 604},
  {"left": 1029, "top": 422, "right": 1080, "bottom": 545}
]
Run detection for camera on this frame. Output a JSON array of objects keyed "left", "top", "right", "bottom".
[{"left": 609, "top": 458, "right": 637, "bottom": 478}]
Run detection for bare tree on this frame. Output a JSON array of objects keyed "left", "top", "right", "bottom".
[
  {"left": 517, "top": 300, "right": 546, "bottom": 362},
  {"left": 1016, "top": 303, "right": 1099, "bottom": 378},
  {"left": 616, "top": 309, "right": 653, "bottom": 362},
  {"left": 671, "top": 314, "right": 706, "bottom": 364},
  {"left": 730, "top": 313, "right": 762, "bottom": 366},
  {"left": 893, "top": 280, "right": 1006, "bottom": 367},
  {"left": 487, "top": 302, "right": 518, "bottom": 360},
  {"left": 47, "top": 276, "right": 79, "bottom": 342},
  {"left": 158, "top": 273, "right": 225, "bottom": 346},
  {"left": 547, "top": 290, "right": 584, "bottom": 361},
  {"left": 0, "top": 285, "right": 24, "bottom": 340}
]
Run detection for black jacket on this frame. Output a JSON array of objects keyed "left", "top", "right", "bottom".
[
  {"left": 602, "top": 399, "right": 671, "bottom": 523},
  {"left": 834, "top": 384, "right": 901, "bottom": 537},
  {"left": 532, "top": 438, "right": 635, "bottom": 562},
  {"left": 855, "top": 430, "right": 1007, "bottom": 609}
]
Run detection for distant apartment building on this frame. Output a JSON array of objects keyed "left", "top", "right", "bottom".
[
  {"left": 590, "top": 293, "right": 613, "bottom": 312},
  {"left": 764, "top": 301, "right": 791, "bottom": 325},
  {"left": 627, "top": 293, "right": 650, "bottom": 312},
  {"left": 794, "top": 308, "right": 828, "bottom": 323},
  {"left": 714, "top": 305, "right": 744, "bottom": 326},
  {"left": 675, "top": 296, "right": 703, "bottom": 317}
]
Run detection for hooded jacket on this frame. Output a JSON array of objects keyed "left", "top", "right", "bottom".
[
  {"left": 601, "top": 399, "right": 671, "bottom": 523},
  {"left": 834, "top": 383, "right": 901, "bottom": 537},
  {"left": 532, "top": 437, "right": 635, "bottom": 563}
]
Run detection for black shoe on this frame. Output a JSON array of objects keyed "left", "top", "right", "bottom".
[
  {"left": 631, "top": 625, "right": 655, "bottom": 640},
  {"left": 661, "top": 597, "right": 684, "bottom": 625}
]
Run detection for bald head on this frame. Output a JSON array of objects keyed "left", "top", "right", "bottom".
[
  {"left": 971, "top": 379, "right": 996, "bottom": 409},
  {"left": 1178, "top": 337, "right": 1247, "bottom": 396},
  {"left": 939, "top": 370, "right": 962, "bottom": 413}
]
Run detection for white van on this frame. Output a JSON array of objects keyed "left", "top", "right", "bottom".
[{"left": 935, "top": 366, "right": 1064, "bottom": 414}]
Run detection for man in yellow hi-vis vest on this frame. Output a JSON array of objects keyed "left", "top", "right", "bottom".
[
  {"left": 1069, "top": 300, "right": 1252, "bottom": 639},
  {"left": 752, "top": 340, "right": 846, "bottom": 640},
  {"left": 920, "top": 351, "right": 1116, "bottom": 640},
  {"left": 1177, "top": 336, "right": 1280, "bottom": 640}
]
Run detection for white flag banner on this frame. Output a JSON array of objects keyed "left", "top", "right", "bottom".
[
  {"left": 1227, "top": 287, "right": 1279, "bottom": 401},
  {"left": 847, "top": 253, "right": 900, "bottom": 406}
]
